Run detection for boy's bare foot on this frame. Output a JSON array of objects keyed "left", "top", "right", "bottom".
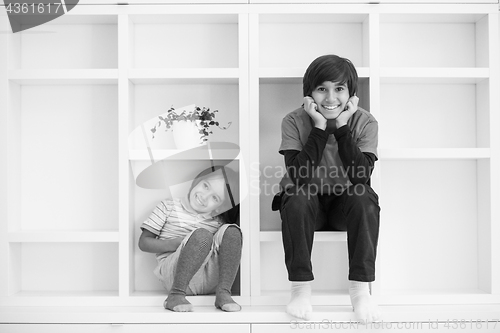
[
  {"left": 286, "top": 281, "right": 312, "bottom": 320},
  {"left": 349, "top": 281, "right": 380, "bottom": 324},
  {"left": 164, "top": 294, "right": 194, "bottom": 312}
]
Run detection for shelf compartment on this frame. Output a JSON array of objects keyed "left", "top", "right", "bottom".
[
  {"left": 129, "top": 14, "right": 239, "bottom": 69},
  {"left": 259, "top": 241, "right": 349, "bottom": 300},
  {"left": 379, "top": 78, "right": 490, "bottom": 149},
  {"left": 8, "top": 243, "right": 119, "bottom": 296},
  {"left": 379, "top": 159, "right": 491, "bottom": 296},
  {"left": 131, "top": 159, "right": 242, "bottom": 293},
  {"left": 9, "top": 15, "right": 118, "bottom": 70},
  {"left": 129, "top": 81, "right": 239, "bottom": 149},
  {"left": 380, "top": 13, "right": 489, "bottom": 68},
  {"left": 258, "top": 79, "right": 370, "bottom": 231},
  {"left": 259, "top": 13, "right": 370, "bottom": 70},
  {"left": 7, "top": 83, "right": 119, "bottom": 232}
]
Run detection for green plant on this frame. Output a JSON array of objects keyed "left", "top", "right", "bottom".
[{"left": 151, "top": 106, "right": 231, "bottom": 142}]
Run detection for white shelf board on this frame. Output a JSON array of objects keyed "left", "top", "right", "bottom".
[
  {"left": 260, "top": 231, "right": 346, "bottom": 242},
  {"left": 379, "top": 11, "right": 491, "bottom": 22},
  {"left": 259, "top": 67, "right": 369, "bottom": 79},
  {"left": 108, "top": 292, "right": 251, "bottom": 307},
  {"left": 375, "top": 4, "right": 496, "bottom": 15},
  {"left": 130, "top": 291, "right": 215, "bottom": 305},
  {"left": 253, "top": 0, "right": 497, "bottom": 4},
  {"left": 35, "top": 11, "right": 119, "bottom": 24},
  {"left": 85, "top": 0, "right": 247, "bottom": 5},
  {"left": 378, "top": 148, "right": 490, "bottom": 160},
  {"left": 379, "top": 289, "right": 500, "bottom": 305},
  {"left": 7, "top": 231, "right": 120, "bottom": 243},
  {"left": 251, "top": 3, "right": 497, "bottom": 15},
  {"left": 382, "top": 288, "right": 489, "bottom": 296},
  {"left": 2, "top": 304, "right": 498, "bottom": 324},
  {"left": 128, "top": 68, "right": 240, "bottom": 82},
  {"left": 129, "top": 148, "right": 241, "bottom": 161},
  {"left": 380, "top": 67, "right": 489, "bottom": 82},
  {"left": 8, "top": 69, "right": 118, "bottom": 84},
  {"left": 1, "top": 291, "right": 120, "bottom": 307},
  {"left": 257, "top": 12, "right": 369, "bottom": 23},
  {"left": 257, "top": 289, "right": 500, "bottom": 306},
  {"left": 256, "top": 290, "right": 350, "bottom": 307},
  {"left": 9, "top": 290, "right": 119, "bottom": 298},
  {"left": 128, "top": 11, "right": 242, "bottom": 22}
]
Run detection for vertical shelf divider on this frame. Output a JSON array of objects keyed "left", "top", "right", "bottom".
[
  {"left": 248, "top": 12, "right": 261, "bottom": 298},
  {"left": 487, "top": 11, "right": 500, "bottom": 294},
  {"left": 0, "top": 14, "right": 9, "bottom": 301},
  {"left": 238, "top": 11, "right": 251, "bottom": 299},
  {"left": 118, "top": 12, "right": 131, "bottom": 298},
  {"left": 4, "top": 22, "right": 22, "bottom": 300},
  {"left": 367, "top": 11, "right": 382, "bottom": 298}
]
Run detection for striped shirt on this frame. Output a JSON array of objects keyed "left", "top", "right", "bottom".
[{"left": 141, "top": 198, "right": 223, "bottom": 260}]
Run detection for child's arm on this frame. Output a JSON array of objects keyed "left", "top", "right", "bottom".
[
  {"left": 138, "top": 229, "right": 184, "bottom": 253},
  {"left": 334, "top": 124, "right": 377, "bottom": 185}
]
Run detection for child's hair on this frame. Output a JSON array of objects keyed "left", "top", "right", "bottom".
[
  {"left": 303, "top": 54, "right": 358, "bottom": 98},
  {"left": 188, "top": 165, "right": 239, "bottom": 223}
]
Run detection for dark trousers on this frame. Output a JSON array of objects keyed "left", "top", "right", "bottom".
[{"left": 280, "top": 183, "right": 380, "bottom": 282}]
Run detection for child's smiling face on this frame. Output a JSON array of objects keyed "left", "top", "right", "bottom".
[
  {"left": 311, "top": 81, "right": 350, "bottom": 120},
  {"left": 188, "top": 173, "right": 226, "bottom": 214}
]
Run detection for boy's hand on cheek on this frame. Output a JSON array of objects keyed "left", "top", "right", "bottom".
[
  {"left": 303, "top": 96, "right": 327, "bottom": 130},
  {"left": 336, "top": 96, "right": 359, "bottom": 128}
]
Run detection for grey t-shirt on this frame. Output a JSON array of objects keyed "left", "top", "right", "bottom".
[{"left": 279, "top": 106, "right": 378, "bottom": 194}]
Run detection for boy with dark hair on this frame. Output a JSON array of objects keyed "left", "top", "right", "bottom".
[{"left": 274, "top": 54, "right": 381, "bottom": 323}]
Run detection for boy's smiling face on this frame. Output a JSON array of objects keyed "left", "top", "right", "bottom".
[
  {"left": 311, "top": 81, "right": 350, "bottom": 120},
  {"left": 188, "top": 172, "right": 226, "bottom": 214}
]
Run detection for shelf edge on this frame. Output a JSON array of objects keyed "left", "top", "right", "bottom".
[
  {"left": 378, "top": 148, "right": 490, "bottom": 160},
  {"left": 7, "top": 231, "right": 120, "bottom": 243}
]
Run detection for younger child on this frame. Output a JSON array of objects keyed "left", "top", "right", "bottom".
[{"left": 139, "top": 165, "right": 241, "bottom": 312}]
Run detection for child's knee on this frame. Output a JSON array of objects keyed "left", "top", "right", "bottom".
[
  {"left": 189, "top": 228, "right": 214, "bottom": 243},
  {"left": 281, "top": 188, "right": 319, "bottom": 212},
  {"left": 223, "top": 225, "right": 242, "bottom": 242},
  {"left": 346, "top": 184, "right": 380, "bottom": 215}
]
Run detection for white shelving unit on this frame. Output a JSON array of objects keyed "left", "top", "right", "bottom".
[{"left": 1, "top": 1, "right": 499, "bottom": 330}]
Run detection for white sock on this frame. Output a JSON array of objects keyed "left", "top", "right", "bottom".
[
  {"left": 286, "top": 281, "right": 312, "bottom": 321},
  {"left": 349, "top": 281, "right": 380, "bottom": 324}
]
